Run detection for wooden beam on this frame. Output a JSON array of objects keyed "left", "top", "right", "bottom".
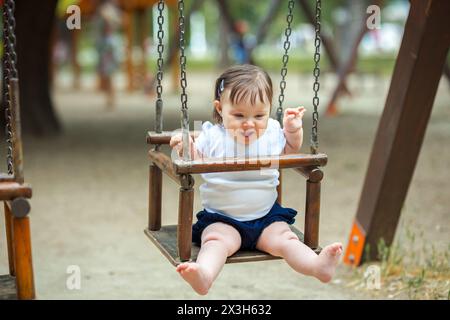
[
  {"left": 344, "top": 0, "right": 450, "bottom": 266},
  {"left": 148, "top": 150, "right": 182, "bottom": 185},
  {"left": 147, "top": 130, "right": 201, "bottom": 145},
  {"left": 173, "top": 153, "right": 327, "bottom": 174},
  {"left": 0, "top": 182, "right": 32, "bottom": 200}
]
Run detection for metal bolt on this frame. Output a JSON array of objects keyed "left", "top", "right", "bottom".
[
  {"left": 352, "top": 235, "right": 359, "bottom": 243},
  {"left": 349, "top": 254, "right": 355, "bottom": 262}
]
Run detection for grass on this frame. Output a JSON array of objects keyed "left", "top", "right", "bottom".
[{"left": 341, "top": 223, "right": 450, "bottom": 300}]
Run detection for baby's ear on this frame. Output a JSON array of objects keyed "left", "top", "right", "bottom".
[{"left": 213, "top": 100, "right": 222, "bottom": 114}]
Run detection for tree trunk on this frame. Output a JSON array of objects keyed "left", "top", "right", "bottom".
[{"left": 14, "top": 0, "right": 60, "bottom": 135}]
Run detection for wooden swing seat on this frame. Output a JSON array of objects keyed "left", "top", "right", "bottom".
[
  {"left": 146, "top": 130, "right": 326, "bottom": 265},
  {"left": 0, "top": 274, "right": 17, "bottom": 300},
  {"left": 145, "top": 225, "right": 321, "bottom": 267}
]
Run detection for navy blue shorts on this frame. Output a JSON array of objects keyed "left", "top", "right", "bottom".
[{"left": 192, "top": 202, "right": 297, "bottom": 250}]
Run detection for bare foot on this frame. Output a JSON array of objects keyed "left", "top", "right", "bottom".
[
  {"left": 176, "top": 262, "right": 212, "bottom": 295},
  {"left": 315, "top": 242, "right": 343, "bottom": 283}
]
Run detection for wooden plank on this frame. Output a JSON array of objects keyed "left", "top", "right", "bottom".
[
  {"left": 173, "top": 153, "right": 328, "bottom": 174},
  {"left": 344, "top": 0, "right": 450, "bottom": 266},
  {"left": 0, "top": 274, "right": 17, "bottom": 300},
  {"left": 148, "top": 150, "right": 181, "bottom": 185},
  {"left": 0, "top": 182, "right": 32, "bottom": 200},
  {"left": 145, "top": 225, "right": 320, "bottom": 267}
]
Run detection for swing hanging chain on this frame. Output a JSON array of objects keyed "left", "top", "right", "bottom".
[
  {"left": 155, "top": 0, "right": 165, "bottom": 135},
  {"left": 178, "top": 0, "right": 190, "bottom": 161},
  {"left": 3, "top": 0, "right": 18, "bottom": 175},
  {"left": 276, "top": 0, "right": 295, "bottom": 124},
  {"left": 311, "top": 0, "right": 321, "bottom": 154}
]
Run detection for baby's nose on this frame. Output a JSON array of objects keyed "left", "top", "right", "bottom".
[{"left": 243, "top": 120, "right": 255, "bottom": 128}]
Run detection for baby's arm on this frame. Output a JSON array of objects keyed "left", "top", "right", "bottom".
[
  {"left": 282, "top": 107, "right": 305, "bottom": 154},
  {"left": 169, "top": 133, "right": 203, "bottom": 160}
]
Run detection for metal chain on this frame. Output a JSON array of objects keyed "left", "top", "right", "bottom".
[
  {"left": 310, "top": 0, "right": 321, "bottom": 154},
  {"left": 276, "top": 0, "right": 295, "bottom": 124},
  {"left": 3, "top": 0, "right": 18, "bottom": 175},
  {"left": 178, "top": 0, "right": 190, "bottom": 161},
  {"left": 155, "top": 0, "right": 165, "bottom": 135}
]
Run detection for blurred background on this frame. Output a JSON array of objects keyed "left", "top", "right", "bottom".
[{"left": 0, "top": 0, "right": 449, "bottom": 299}]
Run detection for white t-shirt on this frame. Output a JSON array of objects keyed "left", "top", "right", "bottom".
[{"left": 194, "top": 118, "right": 286, "bottom": 221}]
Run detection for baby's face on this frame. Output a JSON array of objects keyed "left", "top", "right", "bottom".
[{"left": 218, "top": 96, "right": 271, "bottom": 145}]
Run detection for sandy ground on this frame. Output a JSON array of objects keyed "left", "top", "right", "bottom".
[{"left": 0, "top": 71, "right": 449, "bottom": 299}]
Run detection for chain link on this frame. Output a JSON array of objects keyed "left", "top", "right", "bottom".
[
  {"left": 276, "top": 0, "right": 295, "bottom": 124},
  {"left": 155, "top": 0, "right": 165, "bottom": 134},
  {"left": 178, "top": 0, "right": 190, "bottom": 161},
  {"left": 310, "top": 0, "right": 321, "bottom": 154},
  {"left": 3, "top": 0, "right": 18, "bottom": 175}
]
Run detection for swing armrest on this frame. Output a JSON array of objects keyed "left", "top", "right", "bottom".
[
  {"left": 172, "top": 153, "right": 327, "bottom": 174},
  {"left": 0, "top": 181, "right": 32, "bottom": 200},
  {"left": 147, "top": 131, "right": 201, "bottom": 145}
]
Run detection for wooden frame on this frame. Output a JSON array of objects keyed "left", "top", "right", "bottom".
[
  {"left": 145, "top": 132, "right": 325, "bottom": 266},
  {"left": 344, "top": 0, "right": 450, "bottom": 266}
]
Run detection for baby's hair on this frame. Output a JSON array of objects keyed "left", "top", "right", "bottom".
[{"left": 213, "top": 64, "right": 273, "bottom": 124}]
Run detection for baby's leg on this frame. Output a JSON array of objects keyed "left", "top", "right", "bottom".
[
  {"left": 256, "top": 221, "right": 342, "bottom": 283},
  {"left": 176, "top": 222, "right": 241, "bottom": 295}
]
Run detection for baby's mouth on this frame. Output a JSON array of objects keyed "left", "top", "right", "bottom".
[{"left": 241, "top": 131, "right": 255, "bottom": 138}]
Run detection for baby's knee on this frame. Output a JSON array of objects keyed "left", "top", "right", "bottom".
[
  {"left": 202, "top": 232, "right": 240, "bottom": 254},
  {"left": 281, "top": 229, "right": 299, "bottom": 242}
]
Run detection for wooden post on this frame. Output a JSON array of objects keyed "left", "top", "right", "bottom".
[
  {"left": 177, "top": 176, "right": 194, "bottom": 261},
  {"left": 12, "top": 216, "right": 35, "bottom": 299},
  {"left": 149, "top": 164, "right": 162, "bottom": 230},
  {"left": 304, "top": 169, "right": 322, "bottom": 249},
  {"left": 4, "top": 202, "right": 15, "bottom": 276},
  {"left": 344, "top": 0, "right": 450, "bottom": 266}
]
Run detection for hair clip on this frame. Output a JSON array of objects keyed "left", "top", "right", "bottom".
[{"left": 217, "top": 79, "right": 225, "bottom": 98}]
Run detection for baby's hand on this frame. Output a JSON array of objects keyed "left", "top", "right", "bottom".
[
  {"left": 283, "top": 106, "right": 306, "bottom": 133},
  {"left": 169, "top": 133, "right": 196, "bottom": 158}
]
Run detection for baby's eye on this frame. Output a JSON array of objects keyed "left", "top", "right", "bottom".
[
  {"left": 234, "top": 114, "right": 244, "bottom": 118},
  {"left": 255, "top": 115, "right": 265, "bottom": 119}
]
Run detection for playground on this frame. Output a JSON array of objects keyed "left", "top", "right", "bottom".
[
  {"left": 0, "top": 0, "right": 449, "bottom": 300},
  {"left": 0, "top": 71, "right": 447, "bottom": 299}
]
